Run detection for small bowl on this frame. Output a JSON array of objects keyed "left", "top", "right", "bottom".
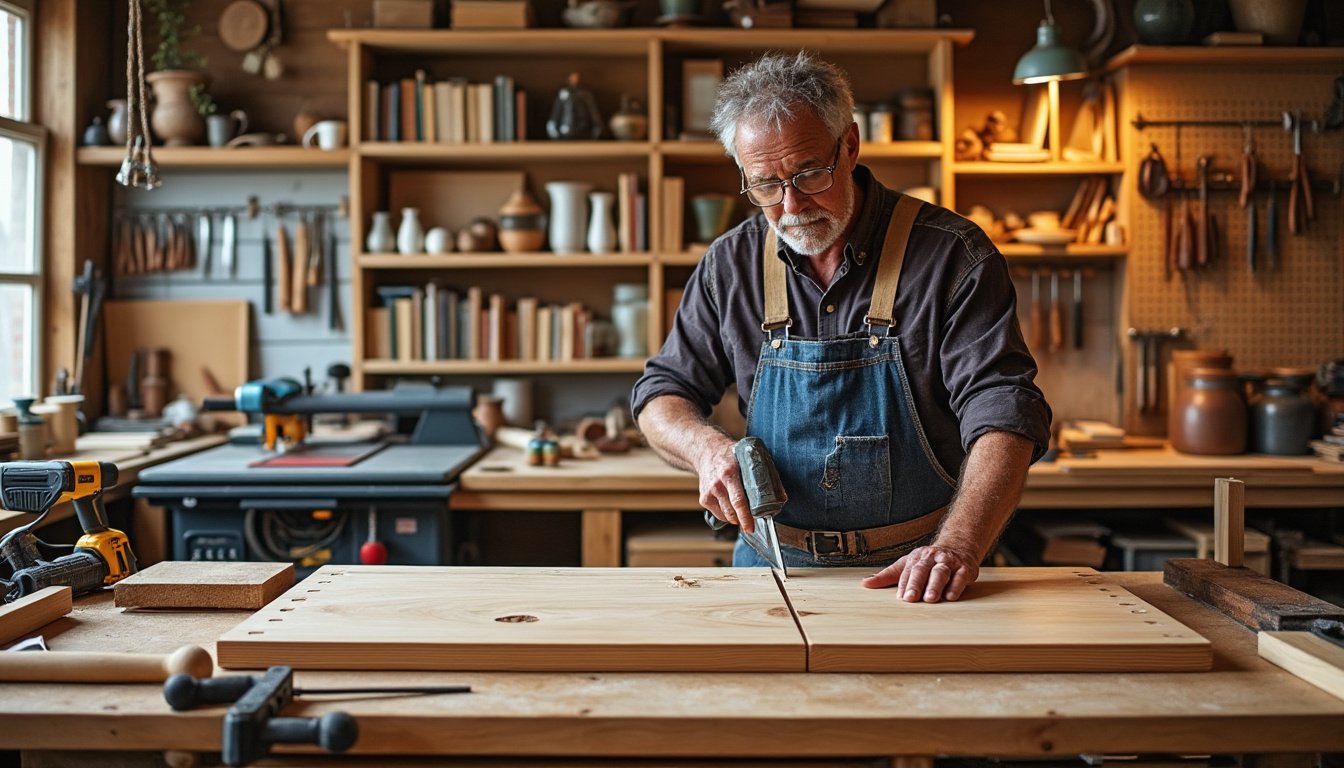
[
  {"left": 563, "top": 0, "right": 633, "bottom": 28},
  {"left": 1027, "top": 210, "right": 1061, "bottom": 231}
]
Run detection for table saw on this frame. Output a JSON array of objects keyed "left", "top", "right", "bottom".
[{"left": 132, "top": 380, "right": 485, "bottom": 572}]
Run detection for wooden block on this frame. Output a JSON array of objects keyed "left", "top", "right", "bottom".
[
  {"left": 1163, "top": 558, "right": 1344, "bottom": 631},
  {"left": 1259, "top": 630, "right": 1344, "bottom": 701},
  {"left": 1214, "top": 477, "right": 1245, "bottom": 567},
  {"left": 113, "top": 562, "right": 294, "bottom": 610},
  {"left": 790, "top": 568, "right": 1210, "bottom": 672},
  {"left": 374, "top": 0, "right": 436, "bottom": 27},
  {"left": 218, "top": 565, "right": 804, "bottom": 672},
  {"left": 0, "top": 587, "right": 72, "bottom": 646}
]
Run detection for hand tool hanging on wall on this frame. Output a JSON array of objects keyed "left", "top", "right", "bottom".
[
  {"left": 1195, "top": 155, "right": 1211, "bottom": 267},
  {"left": 1247, "top": 195, "right": 1257, "bottom": 273},
  {"left": 221, "top": 212, "right": 238, "bottom": 277},
  {"left": 1239, "top": 127, "right": 1257, "bottom": 209},
  {"left": 262, "top": 227, "right": 274, "bottom": 315},
  {"left": 1162, "top": 198, "right": 1174, "bottom": 280},
  {"left": 1072, "top": 269, "right": 1084, "bottom": 350},
  {"left": 1127, "top": 328, "right": 1184, "bottom": 415},
  {"left": 276, "top": 220, "right": 292, "bottom": 313},
  {"left": 1028, "top": 268, "right": 1043, "bottom": 349},
  {"left": 1138, "top": 143, "right": 1170, "bottom": 199},
  {"left": 1129, "top": 328, "right": 1148, "bottom": 414},
  {"left": 1266, "top": 182, "right": 1278, "bottom": 269},
  {"left": 198, "top": 212, "right": 213, "bottom": 279},
  {"left": 1048, "top": 269, "right": 1063, "bottom": 352},
  {"left": 1288, "top": 113, "right": 1314, "bottom": 234},
  {"left": 327, "top": 222, "right": 342, "bottom": 332},
  {"left": 1177, "top": 196, "right": 1194, "bottom": 272},
  {"left": 291, "top": 215, "right": 309, "bottom": 313},
  {"left": 307, "top": 212, "right": 323, "bottom": 287}
]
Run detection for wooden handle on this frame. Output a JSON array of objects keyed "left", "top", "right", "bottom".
[
  {"left": 292, "top": 220, "right": 309, "bottom": 313},
  {"left": 0, "top": 645, "right": 213, "bottom": 683},
  {"left": 1214, "top": 477, "right": 1245, "bottom": 568},
  {"left": 276, "top": 223, "right": 292, "bottom": 312},
  {"left": 1048, "top": 273, "right": 1063, "bottom": 352},
  {"left": 1177, "top": 201, "right": 1194, "bottom": 271},
  {"left": 1027, "top": 272, "right": 1043, "bottom": 349}
]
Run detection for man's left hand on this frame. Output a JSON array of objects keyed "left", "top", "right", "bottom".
[{"left": 861, "top": 543, "right": 979, "bottom": 603}]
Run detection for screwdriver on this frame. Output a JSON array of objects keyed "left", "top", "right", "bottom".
[{"left": 164, "top": 672, "right": 471, "bottom": 711}]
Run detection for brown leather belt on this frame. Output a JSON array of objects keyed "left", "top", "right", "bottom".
[{"left": 773, "top": 506, "right": 947, "bottom": 558}]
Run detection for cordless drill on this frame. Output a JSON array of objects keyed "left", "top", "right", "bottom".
[{"left": 0, "top": 460, "right": 138, "bottom": 602}]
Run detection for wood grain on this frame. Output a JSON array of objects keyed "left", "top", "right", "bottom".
[
  {"left": 113, "top": 562, "right": 294, "bottom": 610},
  {"left": 1164, "top": 559, "right": 1344, "bottom": 631},
  {"left": 1214, "top": 477, "right": 1245, "bottom": 567},
  {"left": 217, "top": 566, "right": 805, "bottom": 672},
  {"left": 788, "top": 568, "right": 1211, "bottom": 672},
  {"left": 1259, "top": 631, "right": 1344, "bottom": 702},
  {"left": 0, "top": 587, "right": 73, "bottom": 646}
]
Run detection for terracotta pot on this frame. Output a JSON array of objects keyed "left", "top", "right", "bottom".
[
  {"left": 1167, "top": 349, "right": 1231, "bottom": 438},
  {"left": 498, "top": 188, "right": 546, "bottom": 253},
  {"left": 148, "top": 70, "right": 208, "bottom": 147},
  {"left": 1172, "top": 367, "right": 1246, "bottom": 455}
]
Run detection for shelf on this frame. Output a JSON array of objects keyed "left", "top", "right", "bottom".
[
  {"left": 77, "top": 146, "right": 350, "bottom": 168},
  {"left": 362, "top": 358, "right": 647, "bottom": 375},
  {"left": 358, "top": 141, "right": 652, "bottom": 162},
  {"left": 659, "top": 140, "right": 943, "bottom": 162},
  {"left": 329, "top": 28, "right": 974, "bottom": 56},
  {"left": 360, "top": 253, "right": 655, "bottom": 268},
  {"left": 998, "top": 243, "right": 1128, "bottom": 259},
  {"left": 954, "top": 161, "right": 1125, "bottom": 176},
  {"left": 1105, "top": 44, "right": 1344, "bottom": 72}
]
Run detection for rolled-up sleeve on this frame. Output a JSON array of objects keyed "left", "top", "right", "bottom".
[
  {"left": 938, "top": 249, "right": 1053, "bottom": 461},
  {"left": 631, "top": 251, "right": 734, "bottom": 420}
]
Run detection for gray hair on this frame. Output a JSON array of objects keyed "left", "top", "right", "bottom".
[{"left": 710, "top": 51, "right": 854, "bottom": 161}]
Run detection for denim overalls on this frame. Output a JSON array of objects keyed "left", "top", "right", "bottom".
[{"left": 734, "top": 195, "right": 958, "bottom": 568}]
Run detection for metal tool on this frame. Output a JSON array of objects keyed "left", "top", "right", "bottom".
[
  {"left": 1027, "top": 268, "right": 1043, "bottom": 348},
  {"left": 221, "top": 212, "right": 237, "bottom": 277},
  {"left": 1047, "top": 269, "right": 1063, "bottom": 352},
  {"left": 1239, "top": 126, "right": 1257, "bottom": 209},
  {"left": 1288, "top": 112, "right": 1314, "bottom": 235},
  {"left": 0, "top": 460, "right": 138, "bottom": 602},
  {"left": 262, "top": 225, "right": 274, "bottom": 315},
  {"left": 1311, "top": 618, "right": 1344, "bottom": 648},
  {"left": 1071, "top": 269, "right": 1083, "bottom": 350},
  {"left": 703, "top": 436, "right": 788, "bottom": 577},
  {"left": 198, "top": 211, "right": 213, "bottom": 278},
  {"left": 1266, "top": 182, "right": 1278, "bottom": 270},
  {"left": 1127, "top": 328, "right": 1184, "bottom": 415}
]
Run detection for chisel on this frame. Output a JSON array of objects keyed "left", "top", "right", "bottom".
[
  {"left": 292, "top": 217, "right": 309, "bottom": 313},
  {"left": 262, "top": 228, "right": 274, "bottom": 315},
  {"left": 221, "top": 213, "right": 237, "bottom": 277},
  {"left": 1072, "top": 270, "right": 1083, "bottom": 350},
  {"left": 277, "top": 222, "right": 292, "bottom": 313},
  {"left": 1247, "top": 198, "right": 1257, "bottom": 274},
  {"left": 1048, "top": 268, "right": 1063, "bottom": 352},
  {"left": 198, "top": 212, "right": 212, "bottom": 279}
]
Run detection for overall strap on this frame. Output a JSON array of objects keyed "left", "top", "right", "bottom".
[
  {"left": 761, "top": 227, "right": 790, "bottom": 332},
  {"left": 864, "top": 194, "right": 923, "bottom": 333}
]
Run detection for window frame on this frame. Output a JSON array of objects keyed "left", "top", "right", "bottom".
[{"left": 0, "top": 0, "right": 46, "bottom": 399}]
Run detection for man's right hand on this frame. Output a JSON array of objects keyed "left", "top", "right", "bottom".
[{"left": 696, "top": 442, "right": 757, "bottom": 534}]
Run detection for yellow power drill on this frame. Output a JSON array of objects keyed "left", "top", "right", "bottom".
[{"left": 0, "top": 460, "right": 138, "bottom": 602}]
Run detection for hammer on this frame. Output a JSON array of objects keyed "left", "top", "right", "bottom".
[{"left": 0, "top": 644, "right": 213, "bottom": 683}]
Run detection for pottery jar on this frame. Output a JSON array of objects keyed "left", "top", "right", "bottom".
[
  {"left": 611, "top": 283, "right": 649, "bottom": 358},
  {"left": 147, "top": 70, "right": 208, "bottom": 147},
  {"left": 397, "top": 208, "right": 425, "bottom": 255},
  {"left": 545, "top": 180, "right": 592, "bottom": 254},
  {"left": 897, "top": 87, "right": 935, "bottom": 141},
  {"left": 587, "top": 191, "right": 617, "bottom": 253},
  {"left": 1132, "top": 0, "right": 1194, "bottom": 45},
  {"left": 424, "top": 227, "right": 452, "bottom": 255},
  {"left": 366, "top": 211, "right": 396, "bottom": 253},
  {"left": 1168, "top": 349, "right": 1232, "bottom": 439},
  {"left": 106, "top": 99, "right": 130, "bottom": 146},
  {"left": 609, "top": 95, "right": 648, "bottom": 141},
  {"left": 1172, "top": 367, "right": 1246, "bottom": 455},
  {"left": 497, "top": 188, "right": 546, "bottom": 253},
  {"left": 1250, "top": 376, "right": 1315, "bottom": 455},
  {"left": 1318, "top": 357, "right": 1344, "bottom": 433}
]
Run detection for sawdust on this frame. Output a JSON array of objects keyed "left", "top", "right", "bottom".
[
  {"left": 671, "top": 575, "right": 700, "bottom": 588},
  {"left": 495, "top": 614, "right": 539, "bottom": 623}
]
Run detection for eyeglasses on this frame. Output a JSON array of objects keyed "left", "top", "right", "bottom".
[{"left": 738, "top": 138, "right": 843, "bottom": 208}]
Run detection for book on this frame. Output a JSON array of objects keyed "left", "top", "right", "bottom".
[
  {"left": 494, "top": 74, "right": 515, "bottom": 142},
  {"left": 424, "top": 282, "right": 439, "bottom": 361},
  {"left": 366, "top": 307, "right": 391, "bottom": 359},
  {"left": 433, "top": 81, "right": 453, "bottom": 143},
  {"left": 438, "top": 287, "right": 459, "bottom": 359},
  {"left": 451, "top": 0, "right": 533, "bottom": 29},
  {"left": 516, "top": 296, "right": 538, "bottom": 360},
  {"left": 537, "top": 304, "right": 553, "bottom": 362},
  {"left": 465, "top": 286, "right": 483, "bottom": 359},
  {"left": 423, "top": 79, "right": 437, "bottom": 144},
  {"left": 487, "top": 292, "right": 505, "bottom": 361},
  {"left": 365, "top": 80, "right": 381, "bottom": 141},
  {"left": 393, "top": 297, "right": 415, "bottom": 361},
  {"left": 414, "top": 69, "right": 427, "bottom": 142},
  {"left": 385, "top": 82, "right": 401, "bottom": 143},
  {"left": 474, "top": 83, "right": 495, "bottom": 144},
  {"left": 400, "top": 78, "right": 417, "bottom": 142}
]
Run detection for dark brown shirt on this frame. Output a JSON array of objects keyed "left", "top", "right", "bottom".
[{"left": 631, "top": 165, "right": 1052, "bottom": 476}]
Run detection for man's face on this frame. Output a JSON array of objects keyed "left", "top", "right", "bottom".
[{"left": 735, "top": 115, "right": 856, "bottom": 256}]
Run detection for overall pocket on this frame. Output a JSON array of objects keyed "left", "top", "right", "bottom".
[{"left": 820, "top": 435, "right": 893, "bottom": 528}]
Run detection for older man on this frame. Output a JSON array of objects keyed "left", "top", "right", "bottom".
[{"left": 631, "top": 52, "right": 1051, "bottom": 603}]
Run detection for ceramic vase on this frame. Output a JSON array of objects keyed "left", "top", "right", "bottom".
[
  {"left": 424, "top": 227, "right": 451, "bottom": 254},
  {"left": 366, "top": 211, "right": 395, "bottom": 253},
  {"left": 498, "top": 188, "right": 546, "bottom": 253},
  {"left": 147, "top": 70, "right": 208, "bottom": 147},
  {"left": 545, "top": 181, "right": 592, "bottom": 254},
  {"left": 587, "top": 191, "right": 617, "bottom": 253},
  {"left": 1132, "top": 0, "right": 1194, "bottom": 45},
  {"left": 609, "top": 95, "right": 648, "bottom": 141},
  {"left": 612, "top": 283, "right": 649, "bottom": 358},
  {"left": 106, "top": 99, "right": 129, "bottom": 146},
  {"left": 397, "top": 208, "right": 425, "bottom": 255}
]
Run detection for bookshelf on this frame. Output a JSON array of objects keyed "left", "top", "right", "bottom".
[{"left": 328, "top": 28, "right": 974, "bottom": 392}]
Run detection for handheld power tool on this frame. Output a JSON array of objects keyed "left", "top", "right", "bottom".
[
  {"left": 704, "top": 436, "right": 789, "bottom": 578},
  {"left": 0, "top": 460, "right": 138, "bottom": 602}
]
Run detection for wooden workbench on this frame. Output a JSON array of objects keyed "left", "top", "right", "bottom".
[
  {"left": 452, "top": 447, "right": 1344, "bottom": 566},
  {"left": 1, "top": 573, "right": 1341, "bottom": 765}
]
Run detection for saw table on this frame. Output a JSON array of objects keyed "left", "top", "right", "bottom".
[{"left": 1, "top": 574, "right": 1341, "bottom": 765}]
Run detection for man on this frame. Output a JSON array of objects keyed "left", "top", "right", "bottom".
[{"left": 631, "top": 52, "right": 1051, "bottom": 603}]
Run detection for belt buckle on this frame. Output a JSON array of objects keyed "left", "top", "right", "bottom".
[{"left": 807, "top": 530, "right": 846, "bottom": 557}]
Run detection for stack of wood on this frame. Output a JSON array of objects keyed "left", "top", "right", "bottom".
[
  {"left": 0, "top": 432, "right": 17, "bottom": 460},
  {"left": 1061, "top": 176, "right": 1116, "bottom": 244}
]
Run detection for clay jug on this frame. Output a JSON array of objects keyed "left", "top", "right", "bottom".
[
  {"left": 147, "top": 70, "right": 208, "bottom": 147},
  {"left": 1172, "top": 367, "right": 1246, "bottom": 455},
  {"left": 106, "top": 99, "right": 130, "bottom": 145},
  {"left": 1168, "top": 349, "right": 1232, "bottom": 438},
  {"left": 498, "top": 187, "right": 546, "bottom": 253},
  {"left": 544, "top": 180, "right": 592, "bottom": 254}
]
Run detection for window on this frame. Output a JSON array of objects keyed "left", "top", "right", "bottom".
[{"left": 0, "top": 0, "right": 43, "bottom": 401}]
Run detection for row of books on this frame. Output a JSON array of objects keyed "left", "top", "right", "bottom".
[
  {"left": 364, "top": 71, "right": 522, "bottom": 144},
  {"left": 615, "top": 172, "right": 648, "bottom": 254},
  {"left": 367, "top": 283, "right": 618, "bottom": 363}
]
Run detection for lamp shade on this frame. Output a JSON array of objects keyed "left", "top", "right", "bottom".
[{"left": 1012, "top": 22, "right": 1088, "bottom": 84}]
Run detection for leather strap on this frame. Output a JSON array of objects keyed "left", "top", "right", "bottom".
[
  {"left": 864, "top": 194, "right": 922, "bottom": 330},
  {"left": 761, "top": 227, "right": 790, "bottom": 331},
  {"left": 773, "top": 505, "right": 947, "bottom": 558}
]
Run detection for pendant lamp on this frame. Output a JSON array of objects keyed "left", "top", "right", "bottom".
[{"left": 1013, "top": 0, "right": 1088, "bottom": 85}]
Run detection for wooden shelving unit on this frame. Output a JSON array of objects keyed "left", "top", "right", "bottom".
[
  {"left": 953, "top": 161, "right": 1126, "bottom": 176},
  {"left": 362, "top": 358, "right": 647, "bottom": 375},
  {"left": 1104, "top": 45, "right": 1344, "bottom": 73},
  {"left": 997, "top": 243, "right": 1128, "bottom": 259},
  {"left": 76, "top": 146, "right": 351, "bottom": 168}
]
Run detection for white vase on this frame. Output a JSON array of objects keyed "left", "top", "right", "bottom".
[
  {"left": 424, "top": 227, "right": 451, "bottom": 254},
  {"left": 366, "top": 211, "right": 395, "bottom": 253},
  {"left": 586, "top": 191, "right": 617, "bottom": 253},
  {"left": 544, "top": 180, "right": 592, "bottom": 254},
  {"left": 397, "top": 207, "right": 425, "bottom": 255}
]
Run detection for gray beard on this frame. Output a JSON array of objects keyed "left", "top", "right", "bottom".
[{"left": 771, "top": 183, "right": 855, "bottom": 256}]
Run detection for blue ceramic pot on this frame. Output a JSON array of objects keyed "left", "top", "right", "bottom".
[{"left": 1133, "top": 0, "right": 1194, "bottom": 45}]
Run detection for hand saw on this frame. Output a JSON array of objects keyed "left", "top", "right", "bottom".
[{"left": 703, "top": 436, "right": 789, "bottom": 578}]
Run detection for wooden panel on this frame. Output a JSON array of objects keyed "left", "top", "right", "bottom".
[
  {"left": 217, "top": 565, "right": 805, "bottom": 671},
  {"left": 1259, "top": 631, "right": 1344, "bottom": 701},
  {"left": 1056, "top": 448, "right": 1315, "bottom": 475},
  {"left": 790, "top": 567, "right": 1211, "bottom": 672},
  {"left": 102, "top": 299, "right": 250, "bottom": 415},
  {"left": 0, "top": 587, "right": 73, "bottom": 646},
  {"left": 1163, "top": 558, "right": 1344, "bottom": 631},
  {"left": 113, "top": 561, "right": 294, "bottom": 610}
]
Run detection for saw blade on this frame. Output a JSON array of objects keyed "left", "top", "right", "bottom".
[{"left": 743, "top": 516, "right": 787, "bottom": 580}]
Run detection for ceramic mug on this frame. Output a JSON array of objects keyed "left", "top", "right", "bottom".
[
  {"left": 207, "top": 109, "right": 249, "bottom": 148},
  {"left": 302, "top": 120, "right": 348, "bottom": 151}
]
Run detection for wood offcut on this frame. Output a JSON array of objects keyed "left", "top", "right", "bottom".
[
  {"left": 113, "top": 561, "right": 295, "bottom": 610},
  {"left": 1164, "top": 558, "right": 1344, "bottom": 631}
]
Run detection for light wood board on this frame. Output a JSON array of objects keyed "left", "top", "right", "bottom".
[
  {"left": 788, "top": 568, "right": 1212, "bottom": 672},
  {"left": 0, "top": 587, "right": 72, "bottom": 646},
  {"left": 217, "top": 565, "right": 805, "bottom": 671},
  {"left": 113, "top": 561, "right": 295, "bottom": 610},
  {"left": 1259, "top": 631, "right": 1344, "bottom": 701}
]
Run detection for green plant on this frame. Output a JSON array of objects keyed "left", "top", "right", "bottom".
[
  {"left": 189, "top": 83, "right": 216, "bottom": 117},
  {"left": 145, "top": 0, "right": 204, "bottom": 71}
]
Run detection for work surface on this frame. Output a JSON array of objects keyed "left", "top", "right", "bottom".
[{"left": 2, "top": 573, "right": 1342, "bottom": 760}]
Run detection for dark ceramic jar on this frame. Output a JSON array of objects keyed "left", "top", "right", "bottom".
[
  {"left": 1168, "top": 349, "right": 1232, "bottom": 438},
  {"left": 1250, "top": 376, "right": 1315, "bottom": 455},
  {"left": 1133, "top": 0, "right": 1194, "bottom": 45},
  {"left": 1172, "top": 367, "right": 1246, "bottom": 455}
]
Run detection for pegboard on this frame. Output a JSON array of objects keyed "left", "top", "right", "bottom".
[{"left": 1117, "top": 64, "right": 1343, "bottom": 433}]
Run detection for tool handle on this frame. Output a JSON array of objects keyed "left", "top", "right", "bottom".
[
  {"left": 0, "top": 645, "right": 212, "bottom": 683},
  {"left": 1071, "top": 272, "right": 1083, "bottom": 351},
  {"left": 276, "top": 224, "right": 292, "bottom": 313},
  {"left": 703, "top": 509, "right": 730, "bottom": 531},
  {"left": 164, "top": 672, "right": 256, "bottom": 710},
  {"left": 262, "top": 713, "right": 359, "bottom": 753},
  {"left": 262, "top": 232, "right": 274, "bottom": 314},
  {"left": 1048, "top": 273, "right": 1063, "bottom": 352},
  {"left": 292, "top": 220, "right": 309, "bottom": 313}
]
